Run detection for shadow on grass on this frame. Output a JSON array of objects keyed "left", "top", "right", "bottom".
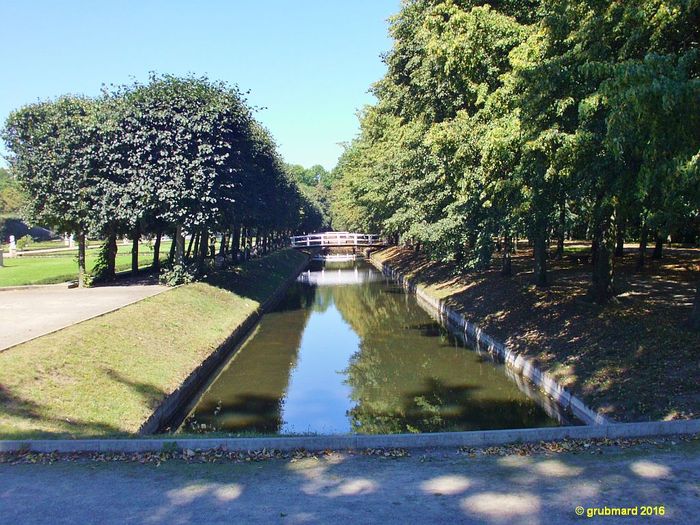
[{"left": 0, "top": 385, "right": 124, "bottom": 440}]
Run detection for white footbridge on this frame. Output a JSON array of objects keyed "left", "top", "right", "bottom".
[{"left": 290, "top": 232, "right": 384, "bottom": 248}]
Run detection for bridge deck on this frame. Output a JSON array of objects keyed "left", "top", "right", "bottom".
[{"left": 290, "top": 232, "right": 384, "bottom": 248}]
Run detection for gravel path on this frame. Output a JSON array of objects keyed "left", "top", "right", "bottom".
[{"left": 1, "top": 442, "right": 698, "bottom": 524}]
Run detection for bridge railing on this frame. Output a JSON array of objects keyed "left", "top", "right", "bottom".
[{"left": 290, "top": 232, "right": 383, "bottom": 248}]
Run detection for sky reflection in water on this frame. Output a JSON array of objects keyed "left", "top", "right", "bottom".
[{"left": 184, "top": 261, "right": 559, "bottom": 435}]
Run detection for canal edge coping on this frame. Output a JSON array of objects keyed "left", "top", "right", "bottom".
[
  {"left": 0, "top": 419, "right": 698, "bottom": 454},
  {"left": 367, "top": 253, "right": 612, "bottom": 426},
  {"left": 138, "top": 250, "right": 314, "bottom": 434}
]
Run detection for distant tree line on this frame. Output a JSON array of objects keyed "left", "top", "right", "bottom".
[
  {"left": 285, "top": 163, "right": 337, "bottom": 231},
  {"left": 2, "top": 74, "right": 325, "bottom": 286},
  {"left": 331, "top": 0, "right": 699, "bottom": 320}
]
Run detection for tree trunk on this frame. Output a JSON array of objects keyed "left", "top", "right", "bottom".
[
  {"left": 533, "top": 229, "right": 548, "bottom": 286},
  {"left": 168, "top": 230, "right": 177, "bottom": 265},
  {"left": 106, "top": 231, "right": 117, "bottom": 280},
  {"left": 175, "top": 225, "right": 185, "bottom": 266},
  {"left": 131, "top": 224, "right": 140, "bottom": 275},
  {"left": 555, "top": 199, "right": 565, "bottom": 260},
  {"left": 219, "top": 234, "right": 227, "bottom": 257},
  {"left": 689, "top": 282, "right": 700, "bottom": 331},
  {"left": 591, "top": 238, "right": 599, "bottom": 268},
  {"left": 78, "top": 232, "right": 87, "bottom": 288},
  {"left": 192, "top": 232, "right": 201, "bottom": 262},
  {"left": 501, "top": 234, "right": 512, "bottom": 277},
  {"left": 197, "top": 230, "right": 208, "bottom": 270},
  {"left": 636, "top": 218, "right": 648, "bottom": 271},
  {"left": 588, "top": 204, "right": 615, "bottom": 303},
  {"left": 152, "top": 230, "right": 162, "bottom": 272},
  {"left": 186, "top": 232, "right": 196, "bottom": 260},
  {"left": 614, "top": 210, "right": 626, "bottom": 257},
  {"left": 652, "top": 234, "right": 663, "bottom": 259},
  {"left": 232, "top": 225, "right": 241, "bottom": 261}
]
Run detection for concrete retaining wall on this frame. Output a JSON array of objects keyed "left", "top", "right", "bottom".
[
  {"left": 1, "top": 419, "right": 698, "bottom": 454},
  {"left": 139, "top": 252, "right": 312, "bottom": 434},
  {"left": 368, "top": 253, "right": 611, "bottom": 426}
]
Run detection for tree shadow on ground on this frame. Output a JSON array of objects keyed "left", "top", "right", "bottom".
[
  {"left": 3, "top": 441, "right": 697, "bottom": 524},
  {"left": 377, "top": 245, "right": 700, "bottom": 422},
  {"left": 0, "top": 385, "right": 124, "bottom": 439}
]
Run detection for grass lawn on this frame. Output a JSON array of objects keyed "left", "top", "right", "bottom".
[
  {"left": 371, "top": 243, "right": 700, "bottom": 423},
  {"left": 0, "top": 248, "right": 308, "bottom": 440},
  {"left": 0, "top": 242, "right": 172, "bottom": 286}
]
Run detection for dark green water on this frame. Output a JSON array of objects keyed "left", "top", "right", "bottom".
[{"left": 182, "top": 261, "right": 563, "bottom": 435}]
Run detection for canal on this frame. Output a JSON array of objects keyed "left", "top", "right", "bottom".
[{"left": 181, "top": 260, "right": 565, "bottom": 435}]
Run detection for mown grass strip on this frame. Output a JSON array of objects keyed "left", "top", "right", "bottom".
[
  {"left": 0, "top": 242, "right": 172, "bottom": 286},
  {"left": 0, "top": 249, "right": 308, "bottom": 440}
]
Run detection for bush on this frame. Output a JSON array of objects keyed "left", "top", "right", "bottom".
[
  {"left": 159, "top": 263, "right": 197, "bottom": 286},
  {"left": 15, "top": 235, "right": 33, "bottom": 250}
]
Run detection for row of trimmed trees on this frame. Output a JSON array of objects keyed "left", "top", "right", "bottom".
[
  {"left": 3, "top": 74, "right": 324, "bottom": 286},
  {"left": 331, "top": 0, "right": 699, "bottom": 316}
]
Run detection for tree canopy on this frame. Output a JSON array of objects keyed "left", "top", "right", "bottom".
[
  {"left": 3, "top": 74, "right": 323, "bottom": 285},
  {"left": 331, "top": 0, "right": 700, "bottom": 310}
]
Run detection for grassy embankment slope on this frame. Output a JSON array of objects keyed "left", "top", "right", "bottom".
[
  {"left": 372, "top": 244, "right": 700, "bottom": 423},
  {"left": 0, "top": 249, "right": 308, "bottom": 439}
]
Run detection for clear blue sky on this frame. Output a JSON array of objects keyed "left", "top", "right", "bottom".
[{"left": 0, "top": 0, "right": 399, "bottom": 170}]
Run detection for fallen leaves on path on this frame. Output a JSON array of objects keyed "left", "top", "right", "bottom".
[{"left": 1, "top": 434, "right": 695, "bottom": 466}]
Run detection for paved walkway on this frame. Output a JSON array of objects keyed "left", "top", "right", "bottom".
[
  {"left": 0, "top": 282, "right": 168, "bottom": 350},
  {"left": 1, "top": 442, "right": 698, "bottom": 524}
]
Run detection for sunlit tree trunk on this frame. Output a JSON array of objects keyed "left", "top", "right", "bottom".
[
  {"left": 77, "top": 232, "right": 87, "bottom": 288},
  {"left": 106, "top": 231, "right": 117, "bottom": 280},
  {"left": 131, "top": 223, "right": 140, "bottom": 275},
  {"left": 186, "top": 231, "right": 196, "bottom": 260},
  {"left": 152, "top": 230, "right": 162, "bottom": 272},
  {"left": 168, "top": 229, "right": 177, "bottom": 265},
  {"left": 174, "top": 225, "right": 185, "bottom": 266},
  {"left": 192, "top": 232, "right": 200, "bottom": 261}
]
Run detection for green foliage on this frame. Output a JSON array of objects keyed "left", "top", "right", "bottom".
[
  {"left": 0, "top": 167, "right": 24, "bottom": 216},
  {"left": 15, "top": 235, "right": 33, "bottom": 251},
  {"left": 159, "top": 263, "right": 197, "bottom": 287},
  {"left": 332, "top": 0, "right": 700, "bottom": 302},
  {"left": 2, "top": 73, "right": 320, "bottom": 284},
  {"left": 285, "top": 163, "right": 333, "bottom": 230}
]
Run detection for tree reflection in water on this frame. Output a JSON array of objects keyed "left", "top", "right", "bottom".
[{"left": 183, "top": 261, "right": 558, "bottom": 435}]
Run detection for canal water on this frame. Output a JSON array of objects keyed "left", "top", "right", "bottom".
[{"left": 182, "top": 260, "right": 564, "bottom": 435}]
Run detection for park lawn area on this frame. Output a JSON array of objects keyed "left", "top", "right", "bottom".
[
  {"left": 371, "top": 243, "right": 700, "bottom": 423},
  {"left": 2, "top": 239, "right": 99, "bottom": 252},
  {"left": 0, "top": 242, "right": 172, "bottom": 287},
  {"left": 0, "top": 248, "right": 308, "bottom": 440}
]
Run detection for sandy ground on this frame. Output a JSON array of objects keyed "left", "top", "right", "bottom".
[
  {"left": 1, "top": 441, "right": 698, "bottom": 524},
  {"left": 0, "top": 283, "right": 167, "bottom": 350}
]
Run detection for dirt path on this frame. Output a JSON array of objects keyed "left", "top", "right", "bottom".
[
  {"left": 1, "top": 441, "right": 698, "bottom": 524},
  {"left": 0, "top": 283, "right": 168, "bottom": 350}
]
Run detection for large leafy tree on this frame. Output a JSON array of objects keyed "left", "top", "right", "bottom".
[
  {"left": 332, "top": 0, "right": 699, "bottom": 315},
  {"left": 3, "top": 96, "right": 103, "bottom": 286}
]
